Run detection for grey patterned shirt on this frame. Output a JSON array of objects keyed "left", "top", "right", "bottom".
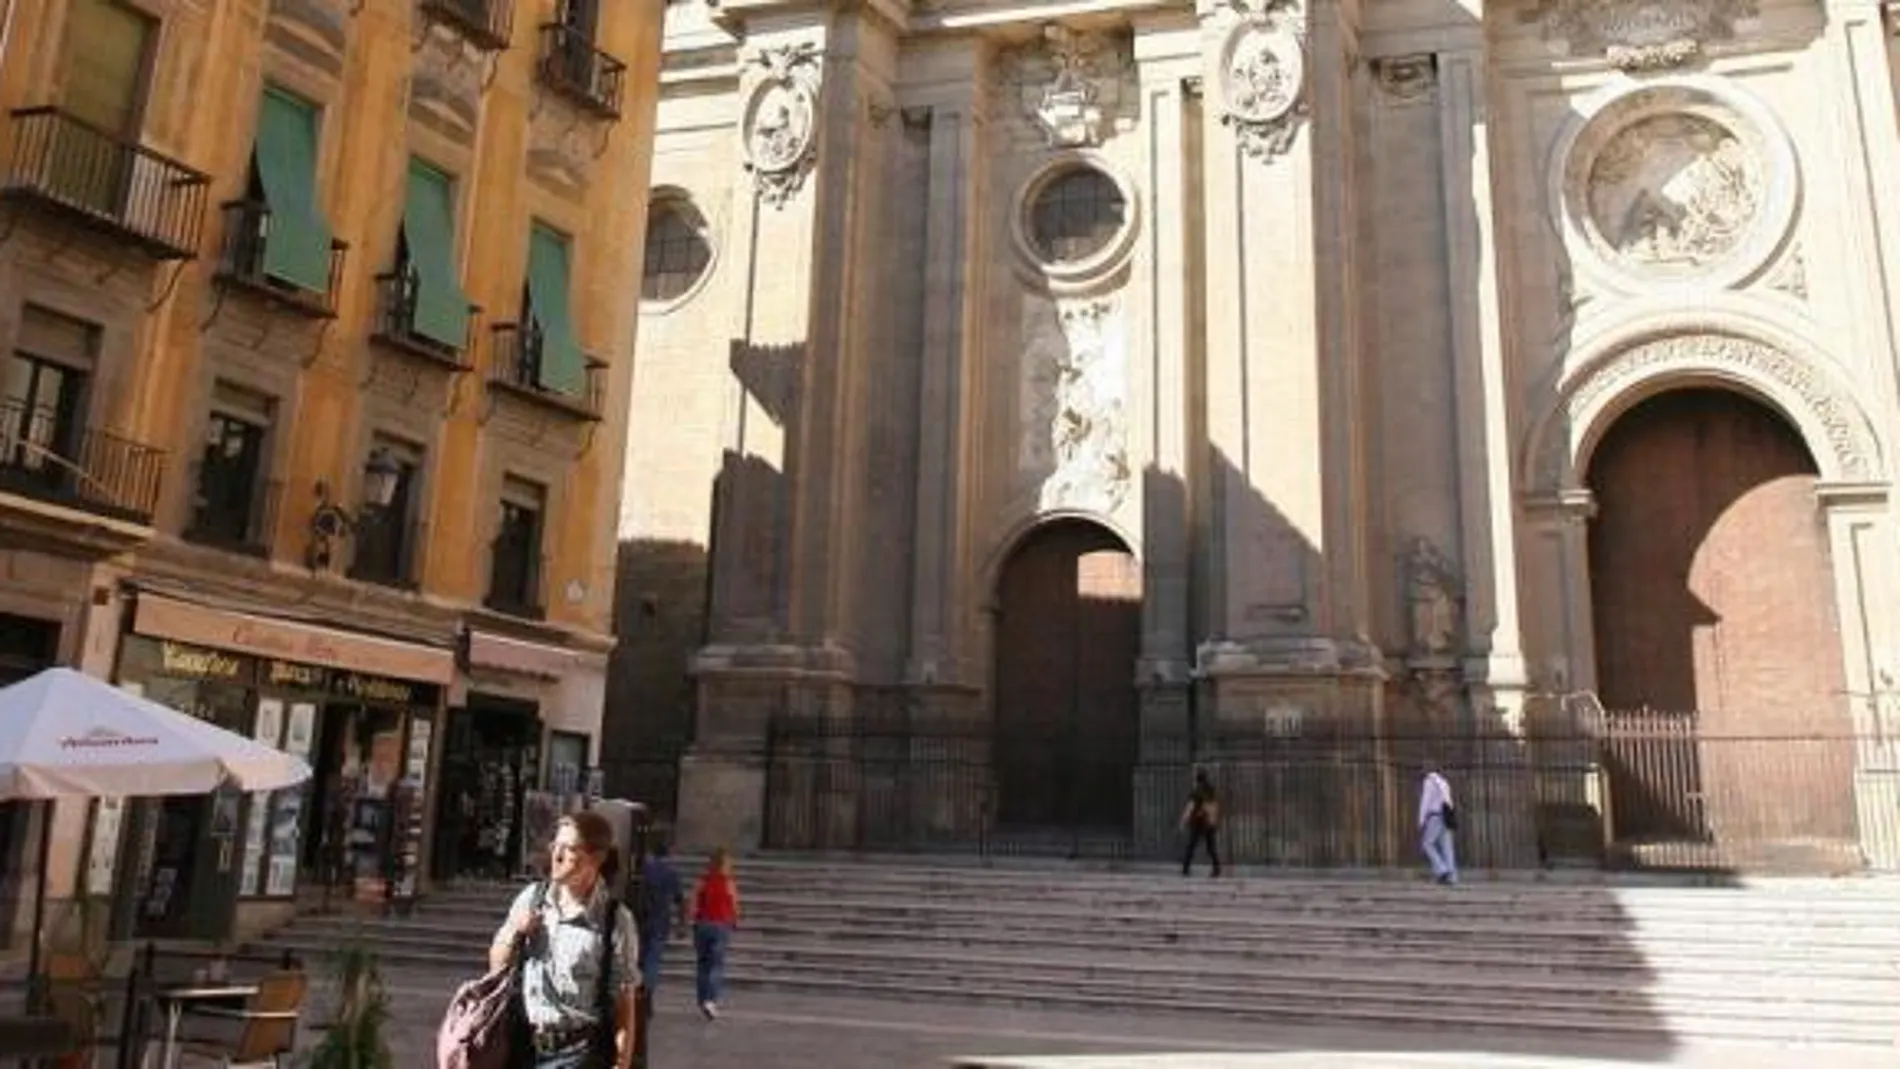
[{"left": 495, "top": 881, "right": 640, "bottom": 1030}]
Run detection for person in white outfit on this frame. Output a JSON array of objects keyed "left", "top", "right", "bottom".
[{"left": 1418, "top": 768, "right": 1457, "bottom": 885}]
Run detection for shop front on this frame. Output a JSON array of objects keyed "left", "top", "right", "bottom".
[
  {"left": 98, "top": 593, "right": 454, "bottom": 940},
  {"left": 433, "top": 628, "right": 606, "bottom": 883}
]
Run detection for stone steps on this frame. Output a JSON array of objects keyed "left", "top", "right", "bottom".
[{"left": 249, "top": 857, "right": 1900, "bottom": 1050}]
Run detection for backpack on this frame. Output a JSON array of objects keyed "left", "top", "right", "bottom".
[
  {"left": 590, "top": 898, "right": 623, "bottom": 1061},
  {"left": 437, "top": 882, "right": 546, "bottom": 1069}
]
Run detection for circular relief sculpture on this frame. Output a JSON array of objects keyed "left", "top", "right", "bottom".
[
  {"left": 1556, "top": 81, "right": 1797, "bottom": 291},
  {"left": 1222, "top": 26, "right": 1304, "bottom": 126}
]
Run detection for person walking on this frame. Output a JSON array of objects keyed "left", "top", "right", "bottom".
[
  {"left": 1419, "top": 767, "right": 1458, "bottom": 885},
  {"left": 1179, "top": 768, "right": 1222, "bottom": 878},
  {"left": 490, "top": 811, "right": 640, "bottom": 1068},
  {"left": 636, "top": 839, "right": 686, "bottom": 997},
  {"left": 691, "top": 848, "right": 741, "bottom": 1019}
]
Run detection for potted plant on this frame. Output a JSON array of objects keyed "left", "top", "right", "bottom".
[{"left": 302, "top": 944, "right": 393, "bottom": 1069}]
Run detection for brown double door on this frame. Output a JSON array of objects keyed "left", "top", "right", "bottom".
[
  {"left": 1588, "top": 388, "right": 1856, "bottom": 850},
  {"left": 993, "top": 520, "right": 1141, "bottom": 832}
]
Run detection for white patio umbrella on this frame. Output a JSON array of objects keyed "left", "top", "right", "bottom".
[{"left": 0, "top": 667, "right": 313, "bottom": 987}]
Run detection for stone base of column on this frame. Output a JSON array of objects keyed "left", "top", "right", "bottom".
[
  {"left": 1191, "top": 637, "right": 1392, "bottom": 867},
  {"left": 673, "top": 749, "right": 767, "bottom": 853},
  {"left": 679, "top": 643, "right": 858, "bottom": 852},
  {"left": 1458, "top": 681, "right": 1542, "bottom": 870}
]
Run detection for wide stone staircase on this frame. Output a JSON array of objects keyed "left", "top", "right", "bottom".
[{"left": 249, "top": 856, "right": 1900, "bottom": 1050}]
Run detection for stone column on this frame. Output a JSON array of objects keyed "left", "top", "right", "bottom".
[
  {"left": 905, "top": 43, "right": 992, "bottom": 728},
  {"left": 1816, "top": 481, "right": 1900, "bottom": 869},
  {"left": 681, "top": 7, "right": 896, "bottom": 852},
  {"left": 1522, "top": 490, "right": 1605, "bottom": 862},
  {"left": 1132, "top": 16, "right": 1201, "bottom": 853},
  {"left": 1436, "top": 42, "right": 1535, "bottom": 867},
  {"left": 1194, "top": 0, "right": 1384, "bottom": 866}
]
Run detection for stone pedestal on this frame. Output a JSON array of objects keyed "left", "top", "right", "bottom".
[{"left": 673, "top": 750, "right": 768, "bottom": 853}]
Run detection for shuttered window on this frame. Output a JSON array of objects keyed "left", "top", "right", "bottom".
[
  {"left": 60, "top": 0, "right": 154, "bottom": 136},
  {"left": 252, "top": 87, "right": 334, "bottom": 293},
  {"left": 401, "top": 160, "right": 470, "bottom": 347},
  {"left": 524, "top": 224, "right": 585, "bottom": 397}
]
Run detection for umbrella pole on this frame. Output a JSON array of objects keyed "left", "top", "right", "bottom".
[{"left": 25, "top": 798, "right": 52, "bottom": 1009}]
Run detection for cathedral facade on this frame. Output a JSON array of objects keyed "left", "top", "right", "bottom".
[{"left": 612, "top": 0, "right": 1900, "bottom": 871}]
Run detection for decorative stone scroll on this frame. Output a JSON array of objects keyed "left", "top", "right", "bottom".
[
  {"left": 1526, "top": 0, "right": 1757, "bottom": 70},
  {"left": 1536, "top": 333, "right": 1880, "bottom": 489},
  {"left": 742, "top": 43, "right": 821, "bottom": 208},
  {"left": 1217, "top": 3, "right": 1307, "bottom": 162}
]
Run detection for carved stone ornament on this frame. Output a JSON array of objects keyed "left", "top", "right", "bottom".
[
  {"left": 1219, "top": 23, "right": 1308, "bottom": 162},
  {"left": 1402, "top": 536, "right": 1462, "bottom": 657},
  {"left": 1586, "top": 113, "right": 1761, "bottom": 276},
  {"left": 1555, "top": 84, "right": 1797, "bottom": 294},
  {"left": 998, "top": 24, "right": 1132, "bottom": 149},
  {"left": 1527, "top": 0, "right": 1757, "bottom": 70},
  {"left": 527, "top": 113, "right": 598, "bottom": 190},
  {"left": 1019, "top": 298, "right": 1132, "bottom": 515},
  {"left": 1537, "top": 333, "right": 1879, "bottom": 488},
  {"left": 1767, "top": 245, "right": 1808, "bottom": 301},
  {"left": 1371, "top": 54, "right": 1437, "bottom": 103},
  {"left": 410, "top": 23, "right": 484, "bottom": 136},
  {"left": 741, "top": 43, "right": 821, "bottom": 208}
]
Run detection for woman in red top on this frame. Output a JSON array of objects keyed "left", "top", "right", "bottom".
[{"left": 691, "top": 847, "right": 740, "bottom": 1018}]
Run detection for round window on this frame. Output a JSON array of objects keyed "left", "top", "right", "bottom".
[
  {"left": 1028, "top": 167, "right": 1127, "bottom": 265},
  {"left": 640, "top": 202, "right": 713, "bottom": 304}
]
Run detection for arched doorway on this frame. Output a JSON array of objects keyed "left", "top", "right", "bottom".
[
  {"left": 1587, "top": 388, "right": 1857, "bottom": 861},
  {"left": 992, "top": 519, "right": 1141, "bottom": 834}
]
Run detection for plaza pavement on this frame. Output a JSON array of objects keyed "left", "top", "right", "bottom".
[{"left": 346, "top": 965, "right": 1899, "bottom": 1069}]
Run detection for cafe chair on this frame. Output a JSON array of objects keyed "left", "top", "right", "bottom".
[
  {"left": 41, "top": 952, "right": 120, "bottom": 1069},
  {"left": 172, "top": 969, "right": 307, "bottom": 1068}
]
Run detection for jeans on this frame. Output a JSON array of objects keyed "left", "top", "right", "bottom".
[
  {"left": 1421, "top": 813, "right": 1458, "bottom": 883},
  {"left": 639, "top": 931, "right": 666, "bottom": 993},
  {"left": 1181, "top": 821, "right": 1221, "bottom": 876},
  {"left": 532, "top": 1046, "right": 602, "bottom": 1069},
  {"left": 694, "top": 922, "right": 732, "bottom": 1005}
]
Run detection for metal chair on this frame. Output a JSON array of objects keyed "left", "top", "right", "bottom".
[{"left": 171, "top": 971, "right": 306, "bottom": 1069}]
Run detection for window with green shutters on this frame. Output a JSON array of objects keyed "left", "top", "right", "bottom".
[
  {"left": 400, "top": 160, "right": 472, "bottom": 348},
  {"left": 251, "top": 87, "right": 334, "bottom": 294},
  {"left": 523, "top": 224, "right": 586, "bottom": 397}
]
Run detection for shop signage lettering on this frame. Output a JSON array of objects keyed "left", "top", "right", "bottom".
[
  {"left": 228, "top": 621, "right": 345, "bottom": 665},
  {"left": 331, "top": 672, "right": 415, "bottom": 705},
  {"left": 159, "top": 642, "right": 245, "bottom": 680},
  {"left": 267, "top": 661, "right": 328, "bottom": 689},
  {"left": 61, "top": 727, "right": 159, "bottom": 749}
]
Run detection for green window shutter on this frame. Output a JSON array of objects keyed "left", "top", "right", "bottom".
[
  {"left": 252, "top": 87, "right": 334, "bottom": 293},
  {"left": 524, "top": 224, "right": 585, "bottom": 397},
  {"left": 402, "top": 160, "right": 471, "bottom": 347}
]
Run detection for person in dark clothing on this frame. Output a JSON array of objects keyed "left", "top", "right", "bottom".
[
  {"left": 1180, "top": 768, "right": 1222, "bottom": 877},
  {"left": 636, "top": 840, "right": 686, "bottom": 994}
]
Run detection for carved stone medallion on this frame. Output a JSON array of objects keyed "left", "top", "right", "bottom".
[
  {"left": 1219, "top": 23, "right": 1307, "bottom": 161},
  {"left": 741, "top": 44, "right": 821, "bottom": 208},
  {"left": 995, "top": 24, "right": 1132, "bottom": 149},
  {"left": 1585, "top": 113, "right": 1762, "bottom": 277},
  {"left": 1554, "top": 83, "right": 1796, "bottom": 293}
]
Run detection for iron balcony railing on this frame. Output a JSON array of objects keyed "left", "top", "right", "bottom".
[
  {"left": 420, "top": 0, "right": 512, "bottom": 51},
  {"left": 215, "top": 200, "right": 348, "bottom": 318},
  {"left": 348, "top": 514, "right": 425, "bottom": 590},
  {"left": 0, "top": 107, "right": 210, "bottom": 260},
  {"left": 537, "top": 23, "right": 626, "bottom": 119},
  {"left": 182, "top": 466, "right": 281, "bottom": 557},
  {"left": 487, "top": 322, "right": 605, "bottom": 420},
  {"left": 0, "top": 399, "right": 165, "bottom": 525},
  {"left": 370, "top": 270, "right": 476, "bottom": 368},
  {"left": 484, "top": 545, "right": 547, "bottom": 620}
]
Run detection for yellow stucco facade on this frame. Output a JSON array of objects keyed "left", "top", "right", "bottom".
[{"left": 0, "top": 0, "right": 659, "bottom": 946}]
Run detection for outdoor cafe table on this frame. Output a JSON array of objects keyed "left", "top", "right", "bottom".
[{"left": 144, "top": 983, "right": 258, "bottom": 1069}]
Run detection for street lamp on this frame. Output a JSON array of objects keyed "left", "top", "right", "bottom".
[{"left": 307, "top": 447, "right": 403, "bottom": 570}]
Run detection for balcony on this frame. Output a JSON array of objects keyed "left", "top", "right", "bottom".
[
  {"left": 348, "top": 513, "right": 425, "bottom": 590},
  {"left": 537, "top": 23, "right": 626, "bottom": 119},
  {"left": 0, "top": 107, "right": 210, "bottom": 261},
  {"left": 370, "top": 271, "right": 475, "bottom": 369},
  {"left": 182, "top": 467, "right": 281, "bottom": 558},
  {"left": 215, "top": 200, "right": 347, "bottom": 318},
  {"left": 484, "top": 548, "right": 546, "bottom": 620},
  {"left": 420, "top": 0, "right": 512, "bottom": 52},
  {"left": 487, "top": 323, "right": 605, "bottom": 420},
  {"left": 0, "top": 399, "right": 164, "bottom": 536}
]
